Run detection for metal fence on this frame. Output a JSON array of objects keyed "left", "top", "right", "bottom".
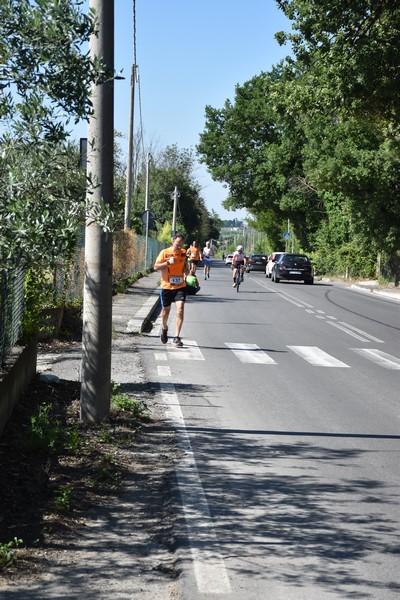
[
  {"left": 0, "top": 232, "right": 166, "bottom": 367},
  {"left": 0, "top": 266, "right": 25, "bottom": 367}
]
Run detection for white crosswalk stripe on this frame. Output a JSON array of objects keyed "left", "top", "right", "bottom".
[
  {"left": 224, "top": 343, "right": 277, "bottom": 364},
  {"left": 287, "top": 346, "right": 350, "bottom": 367},
  {"left": 351, "top": 349, "right": 400, "bottom": 370},
  {"left": 167, "top": 339, "right": 205, "bottom": 360}
]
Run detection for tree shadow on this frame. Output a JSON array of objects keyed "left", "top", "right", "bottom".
[{"left": 159, "top": 400, "right": 400, "bottom": 597}]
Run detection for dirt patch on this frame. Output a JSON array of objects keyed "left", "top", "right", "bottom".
[{"left": 0, "top": 355, "right": 181, "bottom": 598}]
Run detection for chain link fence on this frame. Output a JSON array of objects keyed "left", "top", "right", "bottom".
[
  {"left": 1, "top": 232, "right": 166, "bottom": 367},
  {"left": 0, "top": 267, "right": 26, "bottom": 367}
]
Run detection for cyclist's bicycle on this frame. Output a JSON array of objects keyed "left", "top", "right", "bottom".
[{"left": 233, "top": 263, "right": 245, "bottom": 292}]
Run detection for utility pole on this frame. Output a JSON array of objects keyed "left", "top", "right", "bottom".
[
  {"left": 80, "top": 0, "right": 114, "bottom": 424},
  {"left": 172, "top": 186, "right": 179, "bottom": 236},
  {"left": 124, "top": 63, "right": 137, "bottom": 230},
  {"left": 144, "top": 152, "right": 151, "bottom": 268}
]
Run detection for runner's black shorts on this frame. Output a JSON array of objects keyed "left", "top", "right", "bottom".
[{"left": 160, "top": 287, "right": 187, "bottom": 308}]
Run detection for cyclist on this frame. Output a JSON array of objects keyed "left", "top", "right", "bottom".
[{"left": 232, "top": 245, "right": 247, "bottom": 287}]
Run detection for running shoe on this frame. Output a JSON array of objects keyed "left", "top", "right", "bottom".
[
  {"left": 173, "top": 337, "right": 183, "bottom": 347},
  {"left": 232, "top": 283, "right": 236, "bottom": 287},
  {"left": 160, "top": 327, "right": 168, "bottom": 344}
]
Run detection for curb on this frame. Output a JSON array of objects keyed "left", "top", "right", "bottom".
[
  {"left": 350, "top": 284, "right": 400, "bottom": 301},
  {"left": 126, "top": 290, "right": 160, "bottom": 334}
]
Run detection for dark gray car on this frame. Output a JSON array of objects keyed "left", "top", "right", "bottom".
[
  {"left": 271, "top": 253, "right": 314, "bottom": 284},
  {"left": 245, "top": 254, "right": 267, "bottom": 272}
]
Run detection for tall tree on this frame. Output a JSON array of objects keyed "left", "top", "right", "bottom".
[
  {"left": 134, "top": 145, "right": 219, "bottom": 244},
  {"left": 0, "top": 0, "right": 102, "bottom": 266}
]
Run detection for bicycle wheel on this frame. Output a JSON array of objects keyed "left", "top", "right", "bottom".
[{"left": 235, "top": 269, "right": 241, "bottom": 292}]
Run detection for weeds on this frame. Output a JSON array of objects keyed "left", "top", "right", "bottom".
[
  {"left": 24, "top": 403, "right": 61, "bottom": 452},
  {"left": 65, "top": 426, "right": 82, "bottom": 455},
  {"left": 53, "top": 486, "right": 72, "bottom": 513},
  {"left": 0, "top": 538, "right": 23, "bottom": 568},
  {"left": 111, "top": 386, "right": 149, "bottom": 419}
]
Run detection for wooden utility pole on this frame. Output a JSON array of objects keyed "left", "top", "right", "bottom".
[{"left": 80, "top": 0, "right": 114, "bottom": 424}]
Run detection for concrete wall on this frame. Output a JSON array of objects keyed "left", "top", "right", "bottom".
[{"left": 0, "top": 341, "right": 37, "bottom": 437}]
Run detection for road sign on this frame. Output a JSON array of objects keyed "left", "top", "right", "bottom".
[{"left": 283, "top": 231, "right": 291, "bottom": 240}]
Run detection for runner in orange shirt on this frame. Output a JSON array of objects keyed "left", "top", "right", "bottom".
[
  {"left": 154, "top": 232, "right": 189, "bottom": 347},
  {"left": 186, "top": 240, "right": 200, "bottom": 273}
]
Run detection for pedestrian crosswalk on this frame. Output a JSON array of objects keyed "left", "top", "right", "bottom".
[
  {"left": 155, "top": 340, "right": 400, "bottom": 371},
  {"left": 224, "top": 342, "right": 277, "bottom": 364},
  {"left": 288, "top": 345, "right": 350, "bottom": 367}
]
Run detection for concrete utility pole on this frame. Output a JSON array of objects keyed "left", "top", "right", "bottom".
[
  {"left": 144, "top": 152, "right": 151, "bottom": 268},
  {"left": 80, "top": 0, "right": 114, "bottom": 424},
  {"left": 172, "top": 186, "right": 178, "bottom": 236},
  {"left": 124, "top": 63, "right": 137, "bottom": 230}
]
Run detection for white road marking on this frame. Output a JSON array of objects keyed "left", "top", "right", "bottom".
[
  {"left": 288, "top": 346, "right": 350, "bottom": 367},
  {"left": 352, "top": 349, "right": 400, "bottom": 370},
  {"left": 338, "top": 322, "right": 385, "bottom": 343},
  {"left": 272, "top": 288, "right": 314, "bottom": 308},
  {"left": 167, "top": 339, "right": 205, "bottom": 360},
  {"left": 327, "top": 321, "right": 372, "bottom": 342},
  {"left": 157, "top": 365, "right": 171, "bottom": 377},
  {"left": 159, "top": 381, "right": 231, "bottom": 594},
  {"left": 154, "top": 352, "right": 167, "bottom": 361},
  {"left": 305, "top": 309, "right": 315, "bottom": 314},
  {"left": 276, "top": 294, "right": 307, "bottom": 308},
  {"left": 225, "top": 342, "right": 277, "bottom": 364}
]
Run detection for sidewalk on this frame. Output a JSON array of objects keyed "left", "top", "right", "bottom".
[
  {"left": 2, "top": 270, "right": 181, "bottom": 600},
  {"left": 320, "top": 276, "right": 400, "bottom": 302},
  {"left": 350, "top": 279, "right": 400, "bottom": 301},
  {"left": 112, "top": 270, "right": 161, "bottom": 335},
  {"left": 37, "top": 270, "right": 162, "bottom": 381}
]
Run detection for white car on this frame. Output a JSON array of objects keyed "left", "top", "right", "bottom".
[
  {"left": 266, "top": 252, "right": 285, "bottom": 278},
  {"left": 225, "top": 254, "right": 233, "bottom": 266}
]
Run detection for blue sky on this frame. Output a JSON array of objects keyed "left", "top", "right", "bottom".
[{"left": 75, "top": 1, "right": 292, "bottom": 221}]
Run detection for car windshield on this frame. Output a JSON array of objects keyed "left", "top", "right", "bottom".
[{"left": 282, "top": 255, "right": 309, "bottom": 264}]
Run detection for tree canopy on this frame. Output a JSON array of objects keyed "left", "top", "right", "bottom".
[
  {"left": 197, "top": 0, "right": 400, "bottom": 277},
  {"left": 0, "top": 0, "right": 101, "bottom": 267},
  {"left": 133, "top": 145, "right": 220, "bottom": 245}
]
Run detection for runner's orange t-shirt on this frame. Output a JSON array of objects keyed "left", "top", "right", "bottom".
[
  {"left": 188, "top": 245, "right": 200, "bottom": 260},
  {"left": 156, "top": 247, "right": 187, "bottom": 290}
]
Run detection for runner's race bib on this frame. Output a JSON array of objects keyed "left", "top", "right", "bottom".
[{"left": 170, "top": 276, "right": 183, "bottom": 285}]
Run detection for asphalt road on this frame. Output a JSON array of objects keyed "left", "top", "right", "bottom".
[{"left": 138, "top": 261, "right": 400, "bottom": 600}]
